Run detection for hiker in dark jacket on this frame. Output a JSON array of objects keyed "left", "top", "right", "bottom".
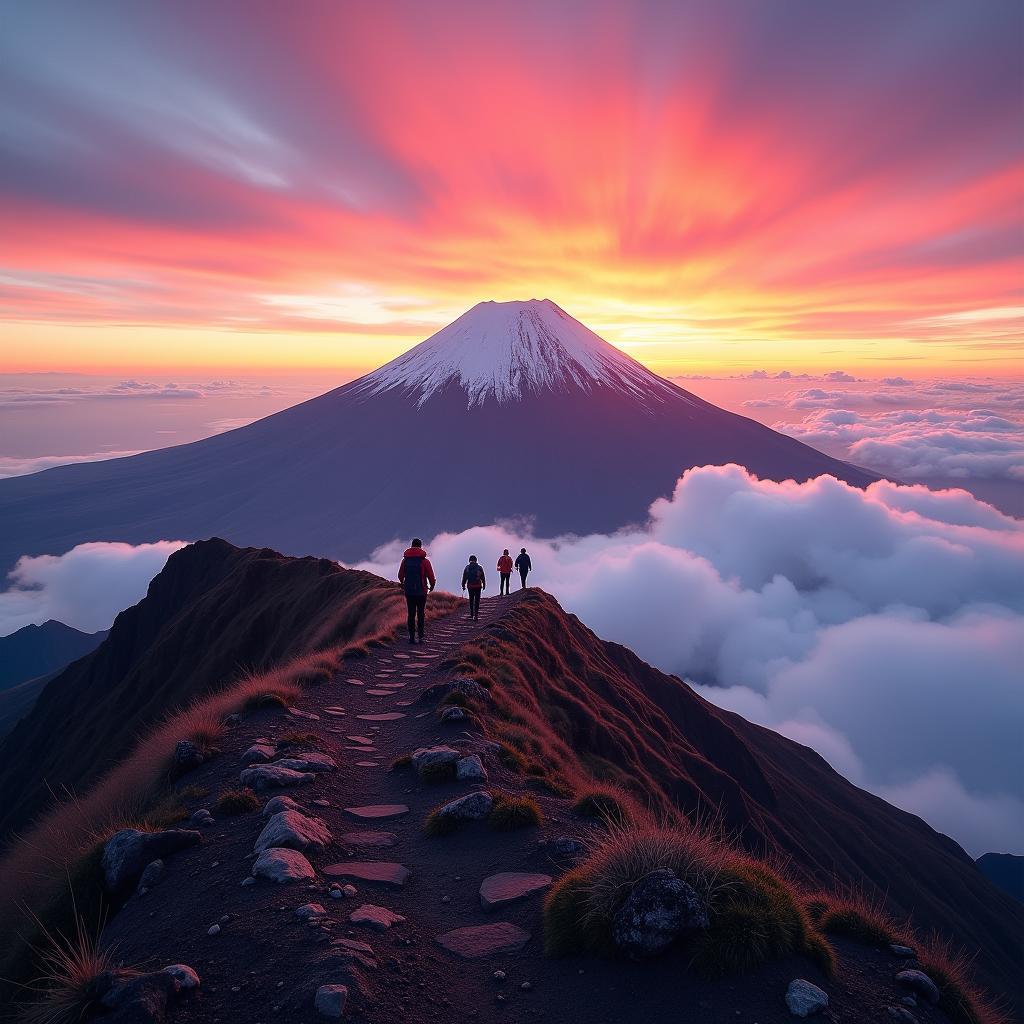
[
  {"left": 461, "top": 555, "right": 486, "bottom": 620},
  {"left": 398, "top": 538, "right": 435, "bottom": 644},
  {"left": 514, "top": 547, "right": 532, "bottom": 589}
]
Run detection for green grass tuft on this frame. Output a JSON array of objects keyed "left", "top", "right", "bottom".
[{"left": 214, "top": 788, "right": 259, "bottom": 816}]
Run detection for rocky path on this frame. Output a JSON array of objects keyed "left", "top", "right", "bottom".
[{"left": 100, "top": 592, "right": 943, "bottom": 1024}]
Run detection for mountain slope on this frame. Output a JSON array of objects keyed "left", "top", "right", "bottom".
[
  {"left": 0, "top": 619, "right": 107, "bottom": 692},
  {"left": 0, "top": 300, "right": 878, "bottom": 575},
  {"left": 0, "top": 539, "right": 406, "bottom": 842}
]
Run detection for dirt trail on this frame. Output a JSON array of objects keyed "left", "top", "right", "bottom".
[{"left": 100, "top": 592, "right": 938, "bottom": 1024}]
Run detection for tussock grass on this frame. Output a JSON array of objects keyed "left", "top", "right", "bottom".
[
  {"left": 214, "top": 789, "right": 259, "bottom": 817},
  {"left": 17, "top": 900, "right": 119, "bottom": 1024},
  {"left": 573, "top": 786, "right": 633, "bottom": 827},
  {"left": 276, "top": 731, "right": 320, "bottom": 749},
  {"left": 809, "top": 889, "right": 901, "bottom": 946},
  {"left": 423, "top": 806, "right": 462, "bottom": 837},
  {"left": 390, "top": 754, "right": 413, "bottom": 771},
  {"left": 525, "top": 773, "right": 575, "bottom": 798},
  {"left": 496, "top": 743, "right": 527, "bottom": 773},
  {"left": 544, "top": 823, "right": 834, "bottom": 979},
  {"left": 489, "top": 793, "right": 543, "bottom": 831},
  {"left": 419, "top": 760, "right": 457, "bottom": 784}
]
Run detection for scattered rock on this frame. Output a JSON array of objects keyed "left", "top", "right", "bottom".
[
  {"left": 611, "top": 869, "right": 709, "bottom": 959},
  {"left": 432, "top": 790, "right": 493, "bottom": 824},
  {"left": 343, "top": 884, "right": 357, "bottom": 897},
  {"left": 324, "top": 861, "right": 412, "bottom": 887},
  {"left": 263, "top": 794, "right": 302, "bottom": 816},
  {"left": 890, "top": 943, "right": 916, "bottom": 957},
  {"left": 521, "top": 981, "right": 533, "bottom": 991},
  {"left": 254, "top": 810, "right": 333, "bottom": 854},
  {"left": 102, "top": 828, "right": 201, "bottom": 895},
  {"left": 411, "top": 745, "right": 460, "bottom": 774},
  {"left": 350, "top": 904, "right": 406, "bottom": 930},
  {"left": 162, "top": 964, "right": 200, "bottom": 991},
  {"left": 315, "top": 984, "right": 348, "bottom": 1018},
  {"left": 252, "top": 848, "right": 316, "bottom": 884},
  {"left": 456, "top": 754, "right": 488, "bottom": 782},
  {"left": 135, "top": 859, "right": 165, "bottom": 895},
  {"left": 207, "top": 924, "right": 220, "bottom": 936},
  {"left": 545, "top": 836, "right": 586, "bottom": 861},
  {"left": 901, "top": 996, "right": 918, "bottom": 1008},
  {"left": 295, "top": 903, "right": 326, "bottom": 921},
  {"left": 189, "top": 808, "right": 214, "bottom": 827},
  {"left": 341, "top": 830, "right": 398, "bottom": 848},
  {"left": 785, "top": 979, "right": 829, "bottom": 1017},
  {"left": 333, "top": 937, "right": 373, "bottom": 954},
  {"left": 171, "top": 739, "right": 206, "bottom": 777},
  {"left": 241, "top": 742, "right": 277, "bottom": 766},
  {"left": 896, "top": 970, "right": 940, "bottom": 1005},
  {"left": 240, "top": 764, "right": 315, "bottom": 792},
  {"left": 344, "top": 804, "right": 409, "bottom": 820},
  {"left": 241, "top": 876, "right": 256, "bottom": 887},
  {"left": 274, "top": 751, "right": 337, "bottom": 772},
  {"left": 493, "top": 970, "right": 506, "bottom": 981},
  {"left": 436, "top": 923, "right": 531, "bottom": 959},
  {"left": 887, "top": 1007, "right": 917, "bottom": 1023},
  {"left": 441, "top": 706, "right": 467, "bottom": 722},
  {"left": 479, "top": 872, "right": 552, "bottom": 910},
  {"left": 96, "top": 968, "right": 182, "bottom": 1022}
]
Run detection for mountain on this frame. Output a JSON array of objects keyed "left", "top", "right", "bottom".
[
  {"left": 978, "top": 852, "right": 1024, "bottom": 903},
  {"left": 0, "top": 619, "right": 107, "bottom": 692},
  {"left": 0, "top": 541, "right": 1015, "bottom": 1010},
  {"left": 0, "top": 539, "right": 408, "bottom": 842},
  {"left": 0, "top": 300, "right": 878, "bottom": 574}
]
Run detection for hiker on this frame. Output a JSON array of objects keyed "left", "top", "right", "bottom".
[
  {"left": 462, "top": 554, "right": 486, "bottom": 620},
  {"left": 398, "top": 538, "right": 435, "bottom": 644},
  {"left": 497, "top": 548, "right": 513, "bottom": 595},
  {"left": 514, "top": 547, "right": 532, "bottom": 588}
]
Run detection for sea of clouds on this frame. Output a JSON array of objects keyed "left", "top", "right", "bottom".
[{"left": 358, "top": 466, "right": 1024, "bottom": 857}]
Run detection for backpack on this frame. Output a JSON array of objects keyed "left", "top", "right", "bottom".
[
  {"left": 403, "top": 556, "right": 425, "bottom": 597},
  {"left": 465, "top": 563, "right": 484, "bottom": 586}
]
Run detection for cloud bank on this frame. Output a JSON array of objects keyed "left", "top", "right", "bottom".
[
  {"left": 0, "top": 541, "right": 186, "bottom": 636},
  {"left": 359, "top": 466, "right": 1024, "bottom": 856}
]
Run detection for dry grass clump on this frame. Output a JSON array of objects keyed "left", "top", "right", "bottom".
[
  {"left": 419, "top": 760, "right": 457, "bottom": 784},
  {"left": 806, "top": 889, "right": 901, "bottom": 946},
  {"left": 423, "top": 805, "right": 462, "bottom": 838},
  {"left": 525, "top": 773, "right": 574, "bottom": 798},
  {"left": 488, "top": 793, "right": 543, "bottom": 831},
  {"left": 276, "top": 731, "right": 320, "bottom": 749},
  {"left": 573, "top": 786, "right": 633, "bottom": 827},
  {"left": 496, "top": 742, "right": 527, "bottom": 773},
  {"left": 391, "top": 754, "right": 413, "bottom": 771},
  {"left": 214, "top": 789, "right": 260, "bottom": 817},
  {"left": 916, "top": 934, "right": 1008, "bottom": 1024},
  {"left": 17, "top": 902, "right": 119, "bottom": 1024},
  {"left": 544, "top": 823, "right": 834, "bottom": 980}
]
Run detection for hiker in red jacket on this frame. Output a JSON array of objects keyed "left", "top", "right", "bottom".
[
  {"left": 496, "top": 549, "right": 514, "bottom": 595},
  {"left": 461, "top": 554, "right": 486, "bottom": 621},
  {"left": 398, "top": 538, "right": 435, "bottom": 644}
]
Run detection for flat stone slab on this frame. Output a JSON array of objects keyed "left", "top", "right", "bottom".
[
  {"left": 287, "top": 707, "right": 320, "bottom": 720},
  {"left": 345, "top": 679, "right": 364, "bottom": 686},
  {"left": 346, "top": 736, "right": 374, "bottom": 745},
  {"left": 392, "top": 653, "right": 410, "bottom": 659},
  {"left": 324, "top": 861, "right": 412, "bottom": 887},
  {"left": 436, "top": 923, "right": 531, "bottom": 959},
  {"left": 349, "top": 903, "right": 406, "bottom": 929},
  {"left": 357, "top": 713, "right": 406, "bottom": 721},
  {"left": 344, "top": 804, "right": 410, "bottom": 820},
  {"left": 323, "top": 708, "right": 346, "bottom": 717},
  {"left": 342, "top": 831, "right": 399, "bottom": 847},
  {"left": 479, "top": 872, "right": 552, "bottom": 910},
  {"left": 356, "top": 761, "right": 379, "bottom": 767},
  {"left": 366, "top": 689, "right": 395, "bottom": 696}
]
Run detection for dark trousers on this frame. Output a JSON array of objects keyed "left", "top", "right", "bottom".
[
  {"left": 406, "top": 595, "right": 426, "bottom": 638},
  {"left": 519, "top": 569, "right": 529, "bottom": 588},
  {"left": 499, "top": 572, "right": 511, "bottom": 594},
  {"left": 467, "top": 588, "right": 481, "bottom": 617}
]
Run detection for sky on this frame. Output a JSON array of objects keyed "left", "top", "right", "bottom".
[{"left": 1, "top": 0, "right": 1021, "bottom": 377}]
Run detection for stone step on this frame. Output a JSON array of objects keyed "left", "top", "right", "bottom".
[
  {"left": 436, "top": 923, "right": 531, "bottom": 959},
  {"left": 479, "top": 872, "right": 553, "bottom": 910},
  {"left": 324, "top": 861, "right": 412, "bottom": 887},
  {"left": 343, "top": 804, "right": 410, "bottom": 821}
]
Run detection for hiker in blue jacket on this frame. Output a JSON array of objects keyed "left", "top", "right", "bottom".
[
  {"left": 514, "top": 547, "right": 532, "bottom": 589},
  {"left": 461, "top": 554, "right": 486, "bottom": 620}
]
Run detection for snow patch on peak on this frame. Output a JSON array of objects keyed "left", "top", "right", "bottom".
[{"left": 355, "top": 299, "right": 681, "bottom": 407}]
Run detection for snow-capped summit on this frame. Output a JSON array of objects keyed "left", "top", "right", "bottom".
[{"left": 356, "top": 298, "right": 681, "bottom": 407}]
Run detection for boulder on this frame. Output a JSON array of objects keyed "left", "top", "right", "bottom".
[
  {"left": 456, "top": 754, "right": 488, "bottom": 782},
  {"left": 263, "top": 794, "right": 302, "bottom": 816},
  {"left": 135, "top": 859, "right": 165, "bottom": 895},
  {"left": 189, "top": 808, "right": 214, "bottom": 827},
  {"left": 785, "top": 979, "right": 829, "bottom": 1017},
  {"left": 239, "top": 763, "right": 314, "bottom": 792},
  {"left": 441, "top": 706, "right": 467, "bottom": 722},
  {"left": 411, "top": 746, "right": 460, "bottom": 774},
  {"left": 295, "top": 902, "right": 326, "bottom": 921},
  {"left": 241, "top": 742, "right": 277, "bottom": 766},
  {"left": 95, "top": 968, "right": 182, "bottom": 1022},
  {"left": 895, "top": 970, "right": 940, "bottom": 1005},
  {"left": 479, "top": 872, "right": 552, "bottom": 910},
  {"left": 315, "top": 984, "right": 348, "bottom": 1018},
  {"left": 253, "top": 810, "right": 332, "bottom": 854},
  {"left": 611, "top": 869, "right": 708, "bottom": 959},
  {"left": 433, "top": 791, "right": 493, "bottom": 823},
  {"left": 251, "top": 847, "right": 316, "bottom": 883},
  {"left": 102, "top": 828, "right": 201, "bottom": 895},
  {"left": 274, "top": 752, "right": 337, "bottom": 772},
  {"left": 349, "top": 903, "right": 406, "bottom": 930},
  {"left": 162, "top": 965, "right": 200, "bottom": 991},
  {"left": 546, "top": 836, "right": 586, "bottom": 861}
]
